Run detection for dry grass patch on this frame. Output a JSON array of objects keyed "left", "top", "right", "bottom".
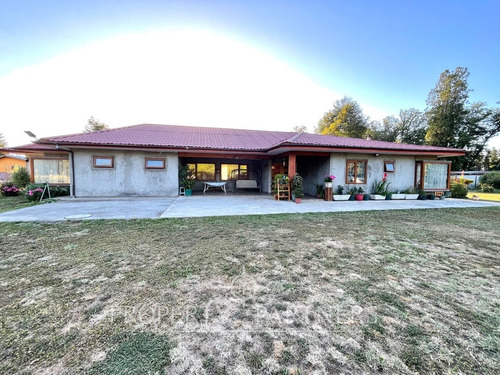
[{"left": 0, "top": 207, "right": 499, "bottom": 374}]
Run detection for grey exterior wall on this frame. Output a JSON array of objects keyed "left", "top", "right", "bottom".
[
  {"left": 297, "top": 155, "right": 330, "bottom": 196},
  {"left": 73, "top": 150, "right": 178, "bottom": 196},
  {"left": 261, "top": 159, "right": 272, "bottom": 193},
  {"left": 330, "top": 153, "right": 416, "bottom": 193}
]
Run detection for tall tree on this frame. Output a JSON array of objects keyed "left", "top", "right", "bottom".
[
  {"left": 316, "top": 96, "right": 368, "bottom": 138},
  {"left": 84, "top": 116, "right": 109, "bottom": 132},
  {"left": 488, "top": 148, "right": 500, "bottom": 170},
  {"left": 293, "top": 125, "right": 307, "bottom": 133},
  {"left": 368, "top": 109, "right": 427, "bottom": 144},
  {"left": 425, "top": 67, "right": 500, "bottom": 169}
]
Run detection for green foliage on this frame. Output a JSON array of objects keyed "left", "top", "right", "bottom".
[
  {"left": 313, "top": 182, "right": 324, "bottom": 198},
  {"left": 336, "top": 185, "right": 344, "bottom": 194},
  {"left": 371, "top": 180, "right": 390, "bottom": 195},
  {"left": 450, "top": 182, "right": 468, "bottom": 198},
  {"left": 179, "top": 164, "right": 196, "bottom": 190},
  {"left": 486, "top": 147, "right": 500, "bottom": 170},
  {"left": 25, "top": 183, "right": 45, "bottom": 202},
  {"left": 291, "top": 174, "right": 304, "bottom": 198},
  {"left": 480, "top": 171, "right": 500, "bottom": 189},
  {"left": 11, "top": 166, "right": 31, "bottom": 188},
  {"left": 425, "top": 67, "right": 500, "bottom": 170},
  {"left": 480, "top": 184, "right": 494, "bottom": 193},
  {"left": 86, "top": 332, "right": 173, "bottom": 375},
  {"left": 84, "top": 116, "right": 109, "bottom": 132},
  {"left": 316, "top": 96, "right": 368, "bottom": 138},
  {"left": 368, "top": 109, "right": 427, "bottom": 144}
]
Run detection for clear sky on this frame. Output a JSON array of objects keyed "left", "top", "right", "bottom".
[{"left": 1, "top": 0, "right": 499, "bottom": 148}]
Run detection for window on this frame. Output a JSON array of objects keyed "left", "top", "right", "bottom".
[
  {"left": 346, "top": 160, "right": 367, "bottom": 184},
  {"left": 221, "top": 164, "right": 249, "bottom": 180},
  {"left": 415, "top": 161, "right": 451, "bottom": 190},
  {"left": 93, "top": 156, "right": 114, "bottom": 168},
  {"left": 32, "top": 158, "right": 70, "bottom": 184},
  {"left": 145, "top": 158, "right": 165, "bottom": 169},
  {"left": 384, "top": 161, "right": 395, "bottom": 172},
  {"left": 187, "top": 163, "right": 215, "bottom": 181}
]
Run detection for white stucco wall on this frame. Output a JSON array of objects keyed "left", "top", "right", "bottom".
[
  {"left": 330, "top": 153, "right": 416, "bottom": 193},
  {"left": 73, "top": 150, "right": 179, "bottom": 196}
]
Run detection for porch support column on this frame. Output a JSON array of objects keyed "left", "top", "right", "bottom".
[{"left": 288, "top": 154, "right": 297, "bottom": 178}]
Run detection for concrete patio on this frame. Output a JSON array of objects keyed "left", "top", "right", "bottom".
[{"left": 0, "top": 194, "right": 498, "bottom": 222}]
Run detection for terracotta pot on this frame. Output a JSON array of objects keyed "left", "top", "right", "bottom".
[{"left": 295, "top": 198, "right": 302, "bottom": 204}]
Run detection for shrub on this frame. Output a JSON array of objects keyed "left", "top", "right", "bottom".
[
  {"left": 480, "top": 184, "right": 494, "bottom": 193},
  {"left": 25, "top": 183, "right": 45, "bottom": 202},
  {"left": 480, "top": 172, "right": 500, "bottom": 189},
  {"left": 11, "top": 166, "right": 31, "bottom": 188},
  {"left": 1, "top": 183, "right": 20, "bottom": 197},
  {"left": 49, "top": 186, "right": 70, "bottom": 197},
  {"left": 450, "top": 182, "right": 468, "bottom": 198}
]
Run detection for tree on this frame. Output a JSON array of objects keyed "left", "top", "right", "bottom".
[
  {"left": 368, "top": 109, "right": 427, "bottom": 144},
  {"left": 0, "top": 132, "right": 6, "bottom": 156},
  {"left": 316, "top": 97, "right": 368, "bottom": 138},
  {"left": 84, "top": 116, "right": 109, "bottom": 132},
  {"left": 293, "top": 125, "right": 307, "bottom": 133},
  {"left": 425, "top": 67, "right": 500, "bottom": 170},
  {"left": 488, "top": 148, "right": 500, "bottom": 170}
]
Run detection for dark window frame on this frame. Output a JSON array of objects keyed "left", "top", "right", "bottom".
[
  {"left": 93, "top": 156, "right": 115, "bottom": 169},
  {"left": 384, "top": 160, "right": 396, "bottom": 172},
  {"left": 145, "top": 158, "right": 166, "bottom": 169},
  {"left": 345, "top": 160, "right": 367, "bottom": 184},
  {"left": 221, "top": 163, "right": 249, "bottom": 180}
]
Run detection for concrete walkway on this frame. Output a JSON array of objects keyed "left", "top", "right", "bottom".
[{"left": 0, "top": 194, "right": 498, "bottom": 222}]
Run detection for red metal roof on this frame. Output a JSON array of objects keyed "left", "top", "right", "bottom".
[{"left": 27, "top": 123, "right": 464, "bottom": 154}]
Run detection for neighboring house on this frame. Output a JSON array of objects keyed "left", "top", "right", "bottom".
[
  {"left": 3, "top": 124, "right": 465, "bottom": 197},
  {"left": 0, "top": 154, "right": 27, "bottom": 173}
]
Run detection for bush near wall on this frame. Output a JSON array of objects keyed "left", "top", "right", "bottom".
[
  {"left": 450, "top": 182, "right": 468, "bottom": 198},
  {"left": 1, "top": 183, "right": 20, "bottom": 197},
  {"left": 24, "top": 184, "right": 70, "bottom": 201},
  {"left": 479, "top": 172, "right": 500, "bottom": 189},
  {"left": 11, "top": 167, "right": 31, "bottom": 188}
]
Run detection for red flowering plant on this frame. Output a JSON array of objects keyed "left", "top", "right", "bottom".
[
  {"left": 1, "top": 183, "right": 20, "bottom": 197},
  {"left": 324, "top": 175, "right": 336, "bottom": 182}
]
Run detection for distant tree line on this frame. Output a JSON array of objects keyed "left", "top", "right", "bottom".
[{"left": 316, "top": 67, "right": 500, "bottom": 171}]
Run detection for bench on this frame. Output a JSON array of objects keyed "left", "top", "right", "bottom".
[{"left": 236, "top": 180, "right": 260, "bottom": 191}]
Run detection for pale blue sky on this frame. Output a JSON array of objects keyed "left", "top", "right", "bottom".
[{"left": 1, "top": 0, "right": 499, "bottom": 147}]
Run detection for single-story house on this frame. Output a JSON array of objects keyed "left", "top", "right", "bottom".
[
  {"left": 3, "top": 124, "right": 465, "bottom": 197},
  {"left": 0, "top": 154, "right": 28, "bottom": 182}
]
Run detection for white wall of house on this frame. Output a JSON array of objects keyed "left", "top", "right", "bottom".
[
  {"left": 73, "top": 150, "right": 178, "bottom": 196},
  {"left": 330, "top": 153, "right": 416, "bottom": 193}
]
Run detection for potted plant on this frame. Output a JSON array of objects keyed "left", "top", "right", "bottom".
[
  {"left": 403, "top": 187, "right": 419, "bottom": 200},
  {"left": 314, "top": 182, "right": 325, "bottom": 199},
  {"left": 391, "top": 191, "right": 406, "bottom": 200},
  {"left": 333, "top": 185, "right": 350, "bottom": 201},
  {"left": 348, "top": 186, "right": 357, "bottom": 201},
  {"left": 363, "top": 193, "right": 370, "bottom": 200},
  {"left": 355, "top": 187, "right": 364, "bottom": 201},
  {"left": 427, "top": 193, "right": 436, "bottom": 200},
  {"left": 291, "top": 174, "right": 304, "bottom": 202},
  {"left": 370, "top": 179, "right": 390, "bottom": 200},
  {"left": 179, "top": 165, "right": 196, "bottom": 196},
  {"left": 324, "top": 174, "right": 336, "bottom": 188},
  {"left": 294, "top": 188, "right": 304, "bottom": 204}
]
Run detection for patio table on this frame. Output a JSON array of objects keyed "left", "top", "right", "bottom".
[{"left": 203, "top": 181, "right": 227, "bottom": 194}]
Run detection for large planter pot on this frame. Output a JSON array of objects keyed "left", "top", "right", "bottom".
[
  {"left": 295, "top": 197, "right": 302, "bottom": 204},
  {"left": 439, "top": 195, "right": 445, "bottom": 200},
  {"left": 363, "top": 194, "right": 370, "bottom": 200},
  {"left": 348, "top": 195, "right": 355, "bottom": 201},
  {"left": 418, "top": 194, "right": 427, "bottom": 200},
  {"left": 355, "top": 194, "right": 364, "bottom": 201},
  {"left": 405, "top": 194, "right": 419, "bottom": 200},
  {"left": 333, "top": 194, "right": 350, "bottom": 201},
  {"left": 427, "top": 194, "right": 436, "bottom": 200},
  {"left": 324, "top": 182, "right": 333, "bottom": 188},
  {"left": 385, "top": 195, "right": 392, "bottom": 200},
  {"left": 391, "top": 194, "right": 406, "bottom": 200},
  {"left": 370, "top": 194, "right": 386, "bottom": 200},
  {"left": 185, "top": 189, "right": 193, "bottom": 196}
]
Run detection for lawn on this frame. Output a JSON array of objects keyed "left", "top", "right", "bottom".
[
  {"left": 467, "top": 191, "right": 500, "bottom": 202},
  {"left": 0, "top": 195, "right": 36, "bottom": 213},
  {"left": 0, "top": 208, "right": 499, "bottom": 374}
]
